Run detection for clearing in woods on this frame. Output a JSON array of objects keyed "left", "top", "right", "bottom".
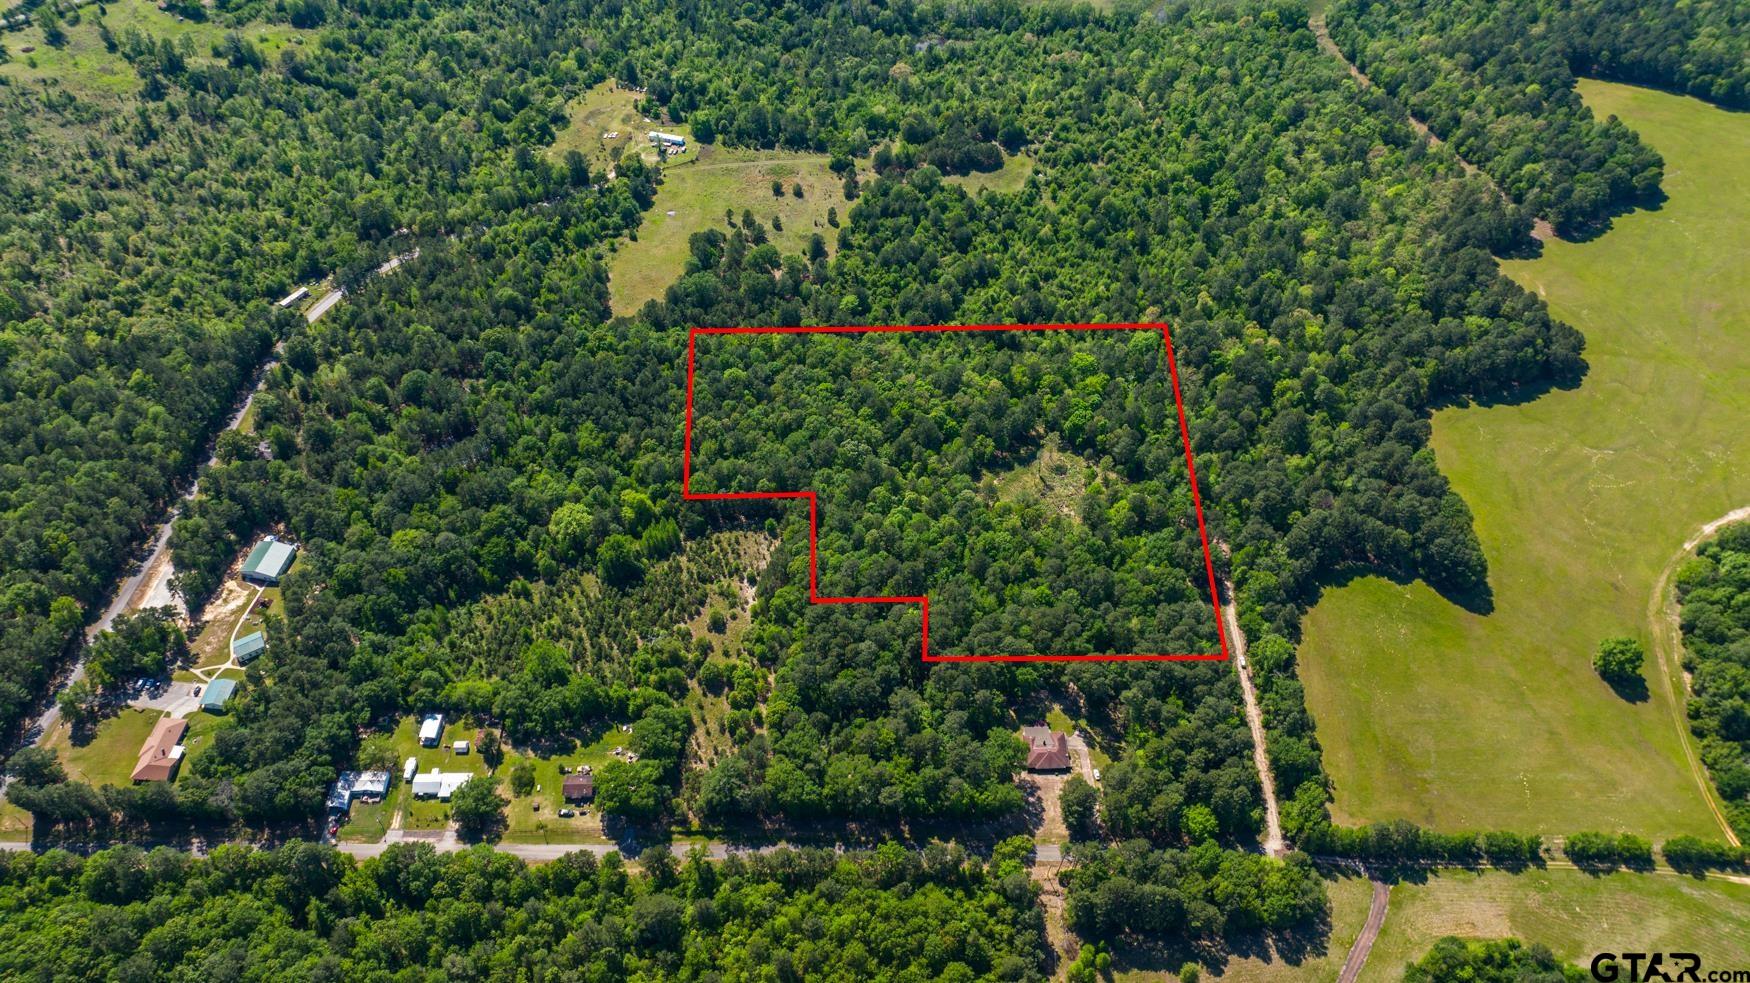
[
  {"left": 1356, "top": 867, "right": 1750, "bottom": 981},
  {"left": 1299, "top": 80, "right": 1750, "bottom": 836},
  {"left": 606, "top": 145, "right": 851, "bottom": 315}
]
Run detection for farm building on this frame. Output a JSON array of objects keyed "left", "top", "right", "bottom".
[
  {"left": 411, "top": 769, "right": 473, "bottom": 800},
  {"left": 232, "top": 631, "right": 266, "bottom": 664},
  {"left": 1021, "top": 726, "right": 1071, "bottom": 772},
  {"left": 277, "top": 286, "right": 310, "bottom": 308},
  {"left": 326, "top": 771, "right": 391, "bottom": 812},
  {"left": 647, "top": 130, "right": 686, "bottom": 148},
  {"left": 241, "top": 537, "right": 297, "bottom": 586},
  {"left": 131, "top": 717, "right": 189, "bottom": 783},
  {"left": 199, "top": 678, "right": 238, "bottom": 714},
  {"left": 562, "top": 772, "right": 595, "bottom": 803},
  {"left": 418, "top": 713, "right": 444, "bottom": 747}
]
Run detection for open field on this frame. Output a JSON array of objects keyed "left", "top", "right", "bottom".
[
  {"left": 1299, "top": 81, "right": 1750, "bottom": 835},
  {"left": 0, "top": 0, "right": 310, "bottom": 100},
  {"left": 1358, "top": 867, "right": 1750, "bottom": 981},
  {"left": 1113, "top": 874, "right": 1375, "bottom": 982},
  {"left": 548, "top": 81, "right": 697, "bottom": 172},
  {"left": 606, "top": 144, "right": 849, "bottom": 314}
]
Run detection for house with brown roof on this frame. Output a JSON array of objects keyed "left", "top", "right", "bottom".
[
  {"left": 1021, "top": 726, "right": 1071, "bottom": 772},
  {"left": 562, "top": 771, "right": 595, "bottom": 803},
  {"left": 131, "top": 717, "right": 188, "bottom": 783}
]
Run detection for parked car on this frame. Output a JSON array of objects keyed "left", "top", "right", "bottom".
[{"left": 558, "top": 808, "right": 576, "bottom": 818}]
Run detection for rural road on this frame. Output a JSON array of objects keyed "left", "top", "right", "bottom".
[
  {"left": 1337, "top": 879, "right": 1391, "bottom": 983},
  {"left": 11, "top": 249, "right": 417, "bottom": 752},
  {"left": 1646, "top": 505, "right": 1750, "bottom": 846},
  {"left": 1223, "top": 595, "right": 1285, "bottom": 857}
]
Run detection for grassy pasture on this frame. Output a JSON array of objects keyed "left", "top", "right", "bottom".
[
  {"left": 1357, "top": 867, "right": 1750, "bottom": 981},
  {"left": 945, "top": 151, "right": 1036, "bottom": 195},
  {"left": 1298, "top": 81, "right": 1750, "bottom": 835},
  {"left": 606, "top": 144, "right": 849, "bottom": 314}
]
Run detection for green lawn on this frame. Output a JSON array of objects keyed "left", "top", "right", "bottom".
[
  {"left": 176, "top": 710, "right": 234, "bottom": 776},
  {"left": 1299, "top": 81, "right": 1750, "bottom": 836},
  {"left": 43, "top": 709, "right": 162, "bottom": 788},
  {"left": 607, "top": 144, "right": 850, "bottom": 314},
  {"left": 1358, "top": 867, "right": 1750, "bottom": 981}
]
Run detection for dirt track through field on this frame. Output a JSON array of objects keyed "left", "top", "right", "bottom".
[
  {"left": 1646, "top": 506, "right": 1750, "bottom": 846},
  {"left": 1337, "top": 879, "right": 1390, "bottom": 983}
]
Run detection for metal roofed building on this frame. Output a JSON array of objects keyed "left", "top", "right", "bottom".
[
  {"left": 418, "top": 713, "right": 444, "bottom": 747},
  {"left": 232, "top": 631, "right": 266, "bottom": 664},
  {"left": 411, "top": 769, "right": 473, "bottom": 800},
  {"left": 199, "top": 678, "right": 238, "bottom": 714},
  {"left": 327, "top": 771, "right": 391, "bottom": 812},
  {"left": 242, "top": 537, "right": 297, "bottom": 586}
]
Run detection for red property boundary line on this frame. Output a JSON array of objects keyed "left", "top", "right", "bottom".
[{"left": 681, "top": 323, "right": 1230, "bottom": 663}]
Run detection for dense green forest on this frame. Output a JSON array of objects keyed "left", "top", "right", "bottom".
[
  {"left": 1326, "top": 0, "right": 1748, "bottom": 233},
  {"left": 3, "top": 0, "right": 1608, "bottom": 857},
  {"left": 1676, "top": 524, "right": 1750, "bottom": 839},
  {"left": 0, "top": 0, "right": 1716, "bottom": 969},
  {"left": 0, "top": 841, "right": 1052, "bottom": 980}
]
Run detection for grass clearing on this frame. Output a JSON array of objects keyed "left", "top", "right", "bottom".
[
  {"left": 990, "top": 435, "right": 1110, "bottom": 520},
  {"left": 0, "top": 0, "right": 310, "bottom": 100},
  {"left": 1298, "top": 81, "right": 1750, "bottom": 836},
  {"left": 548, "top": 81, "right": 696, "bottom": 172},
  {"left": 607, "top": 144, "right": 849, "bottom": 314},
  {"left": 1358, "top": 867, "right": 1750, "bottom": 981},
  {"left": 946, "top": 152, "right": 1036, "bottom": 195}
]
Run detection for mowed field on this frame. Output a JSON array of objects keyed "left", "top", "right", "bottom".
[
  {"left": 1300, "top": 81, "right": 1750, "bottom": 835},
  {"left": 606, "top": 144, "right": 849, "bottom": 314},
  {"left": 1357, "top": 867, "right": 1750, "bottom": 981}
]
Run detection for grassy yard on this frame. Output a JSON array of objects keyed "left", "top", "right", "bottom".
[
  {"left": 1112, "top": 874, "right": 1375, "bottom": 982},
  {"left": 499, "top": 730, "right": 628, "bottom": 845},
  {"left": 176, "top": 710, "right": 234, "bottom": 776},
  {"left": 0, "top": 0, "right": 310, "bottom": 100},
  {"left": 607, "top": 144, "right": 849, "bottom": 314},
  {"left": 41, "top": 709, "right": 162, "bottom": 788},
  {"left": 1357, "top": 867, "right": 1750, "bottom": 981},
  {"left": 1298, "top": 81, "right": 1750, "bottom": 836}
]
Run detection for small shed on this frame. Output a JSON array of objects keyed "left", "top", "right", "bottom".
[
  {"left": 232, "top": 631, "right": 266, "bottom": 664},
  {"left": 198, "top": 678, "right": 238, "bottom": 714},
  {"left": 562, "top": 772, "right": 595, "bottom": 803},
  {"left": 452, "top": 739, "right": 470, "bottom": 755},
  {"left": 241, "top": 537, "right": 297, "bottom": 586}
]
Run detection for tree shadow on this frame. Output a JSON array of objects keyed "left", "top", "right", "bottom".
[{"left": 1604, "top": 674, "right": 1650, "bottom": 704}]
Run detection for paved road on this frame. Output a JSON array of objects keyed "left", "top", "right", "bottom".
[{"left": 1337, "top": 879, "right": 1391, "bottom": 983}]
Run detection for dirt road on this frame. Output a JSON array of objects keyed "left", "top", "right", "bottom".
[
  {"left": 1646, "top": 506, "right": 1750, "bottom": 846},
  {"left": 1337, "top": 879, "right": 1391, "bottom": 983},
  {"left": 1224, "top": 595, "right": 1286, "bottom": 857}
]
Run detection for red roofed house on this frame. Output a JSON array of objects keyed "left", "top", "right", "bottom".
[
  {"left": 562, "top": 771, "right": 595, "bottom": 802},
  {"left": 1021, "top": 726, "right": 1071, "bottom": 772},
  {"left": 131, "top": 717, "right": 189, "bottom": 783}
]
